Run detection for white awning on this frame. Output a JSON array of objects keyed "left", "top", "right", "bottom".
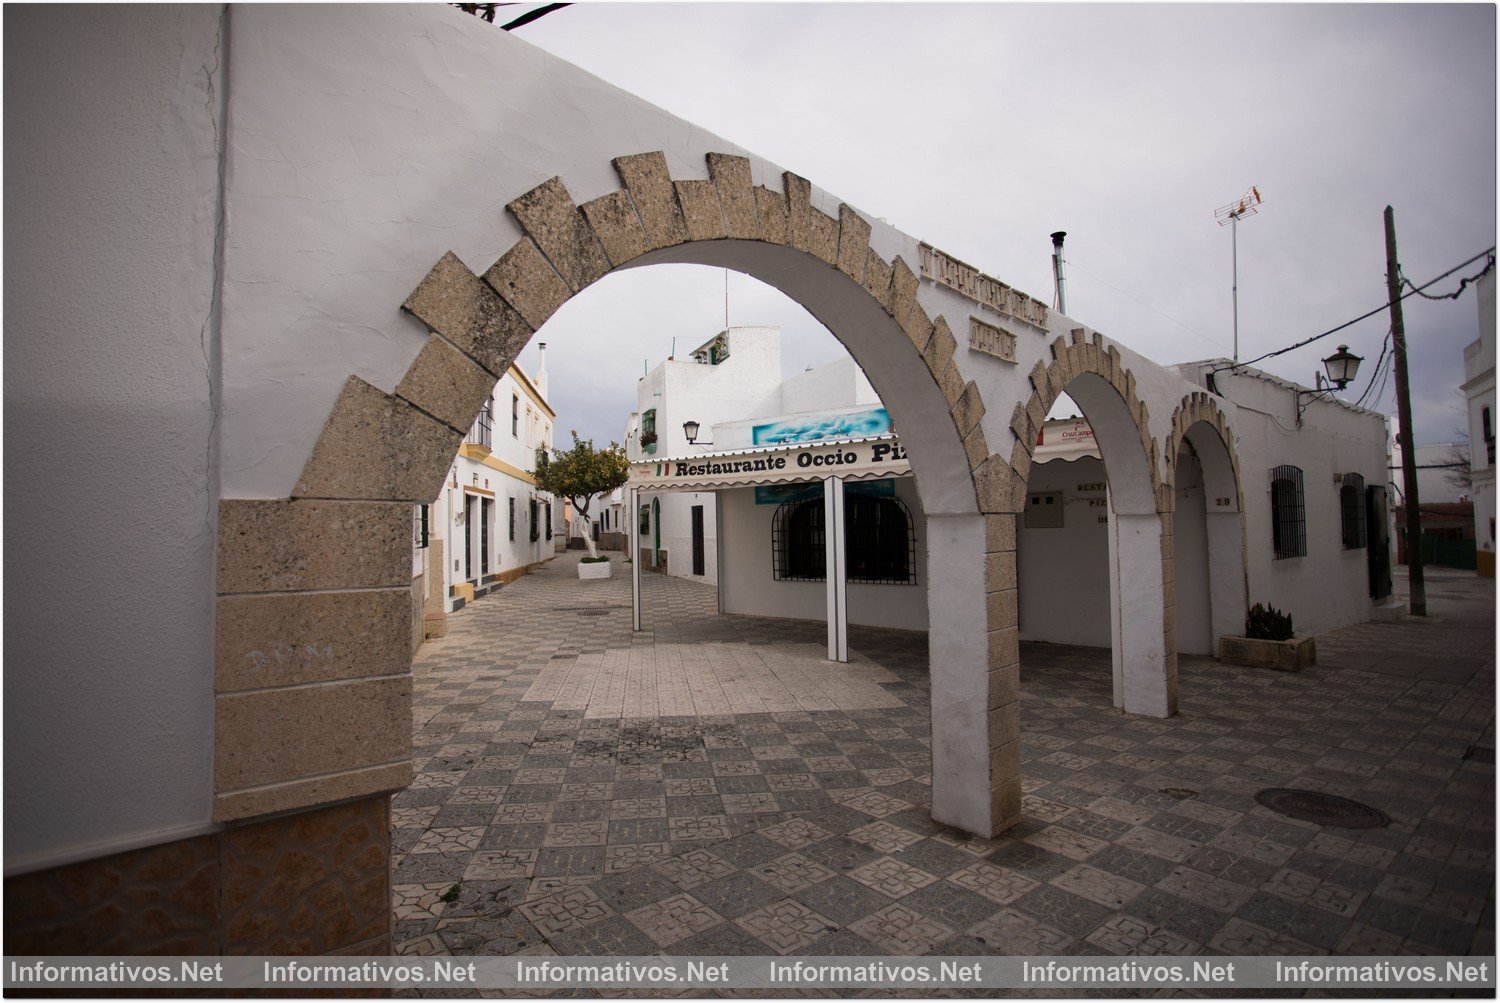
[
  {"left": 1033, "top": 418, "right": 1101, "bottom": 464},
  {"left": 630, "top": 435, "right": 911, "bottom": 493}
]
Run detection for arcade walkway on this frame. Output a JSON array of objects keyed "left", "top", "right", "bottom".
[{"left": 395, "top": 555, "right": 1493, "bottom": 962}]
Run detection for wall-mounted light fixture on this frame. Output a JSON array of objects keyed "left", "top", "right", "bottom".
[
  {"left": 682, "top": 420, "right": 714, "bottom": 447},
  {"left": 1296, "top": 345, "right": 1363, "bottom": 426}
]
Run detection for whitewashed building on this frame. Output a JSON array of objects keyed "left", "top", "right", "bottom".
[
  {"left": 1463, "top": 270, "right": 1496, "bottom": 576},
  {"left": 630, "top": 358, "right": 1393, "bottom": 660},
  {"left": 415, "top": 353, "right": 560, "bottom": 639},
  {"left": 626, "top": 326, "right": 782, "bottom": 579}
]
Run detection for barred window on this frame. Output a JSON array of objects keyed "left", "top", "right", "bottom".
[
  {"left": 772, "top": 491, "right": 915, "bottom": 584},
  {"left": 1340, "top": 473, "right": 1366, "bottom": 549},
  {"left": 1270, "top": 464, "right": 1306, "bottom": 559},
  {"left": 529, "top": 498, "right": 540, "bottom": 542}
]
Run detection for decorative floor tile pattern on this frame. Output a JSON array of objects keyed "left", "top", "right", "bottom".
[{"left": 396, "top": 556, "right": 1494, "bottom": 969}]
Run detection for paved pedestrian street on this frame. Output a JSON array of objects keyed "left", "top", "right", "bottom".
[{"left": 394, "top": 554, "right": 1494, "bottom": 968}]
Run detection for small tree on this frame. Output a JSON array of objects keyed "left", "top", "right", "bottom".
[{"left": 534, "top": 432, "right": 630, "bottom": 559}]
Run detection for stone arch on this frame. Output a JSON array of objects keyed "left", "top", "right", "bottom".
[
  {"left": 214, "top": 152, "right": 1017, "bottom": 838},
  {"left": 1165, "top": 393, "right": 1249, "bottom": 654},
  {"left": 975, "top": 326, "right": 1177, "bottom": 717}
]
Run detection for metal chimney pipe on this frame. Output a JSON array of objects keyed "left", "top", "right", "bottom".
[{"left": 1050, "top": 231, "right": 1068, "bottom": 316}]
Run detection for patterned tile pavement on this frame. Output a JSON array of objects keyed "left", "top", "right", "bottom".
[{"left": 395, "top": 554, "right": 1494, "bottom": 968}]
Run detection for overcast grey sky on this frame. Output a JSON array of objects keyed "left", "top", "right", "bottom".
[{"left": 508, "top": 3, "right": 1495, "bottom": 451}]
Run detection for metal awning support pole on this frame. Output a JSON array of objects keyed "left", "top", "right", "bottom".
[
  {"left": 630, "top": 488, "right": 642, "bottom": 631},
  {"left": 823, "top": 475, "right": 848, "bottom": 662}
]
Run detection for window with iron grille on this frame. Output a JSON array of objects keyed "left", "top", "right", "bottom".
[
  {"left": 1270, "top": 464, "right": 1306, "bottom": 559},
  {"left": 772, "top": 490, "right": 916, "bottom": 584},
  {"left": 545, "top": 502, "right": 553, "bottom": 540},
  {"left": 1340, "top": 473, "right": 1366, "bottom": 549},
  {"left": 508, "top": 496, "right": 516, "bottom": 541},
  {"left": 414, "top": 504, "right": 429, "bottom": 549},
  {"left": 529, "top": 498, "right": 540, "bottom": 542}
]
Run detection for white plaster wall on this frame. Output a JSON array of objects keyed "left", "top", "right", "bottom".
[
  {"left": 717, "top": 479, "right": 928, "bottom": 631},
  {"left": 772, "top": 357, "right": 879, "bottom": 415},
  {"left": 658, "top": 492, "right": 718, "bottom": 583},
  {"left": 3, "top": 5, "right": 224, "bottom": 869},
  {"left": 1178, "top": 365, "right": 1392, "bottom": 636},
  {"left": 1016, "top": 457, "right": 1111, "bottom": 647}
]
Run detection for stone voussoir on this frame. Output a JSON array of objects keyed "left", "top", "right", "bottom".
[
  {"left": 808, "top": 207, "right": 840, "bottom": 266},
  {"left": 783, "top": 172, "right": 813, "bottom": 250},
  {"left": 951, "top": 381, "right": 985, "bottom": 438},
  {"left": 612, "top": 151, "right": 689, "bottom": 249},
  {"left": 395, "top": 335, "right": 501, "bottom": 434},
  {"left": 836, "top": 204, "right": 872, "bottom": 282},
  {"left": 863, "top": 248, "right": 894, "bottom": 309},
  {"left": 293, "top": 377, "right": 461, "bottom": 503},
  {"left": 674, "top": 178, "right": 726, "bottom": 242},
  {"left": 706, "top": 153, "right": 758, "bottom": 240},
  {"left": 506, "top": 176, "right": 611, "bottom": 291},
  {"left": 922, "top": 316, "right": 957, "bottom": 377},
  {"left": 580, "top": 189, "right": 650, "bottom": 268},
  {"left": 754, "top": 185, "right": 789, "bottom": 245},
  {"left": 404, "top": 251, "right": 532, "bottom": 376},
  {"left": 963, "top": 424, "right": 989, "bottom": 471},
  {"left": 482, "top": 237, "right": 572, "bottom": 335}
]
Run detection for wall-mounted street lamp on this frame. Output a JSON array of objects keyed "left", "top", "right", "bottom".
[
  {"left": 682, "top": 420, "right": 714, "bottom": 447},
  {"left": 1296, "top": 345, "right": 1363, "bottom": 426}
]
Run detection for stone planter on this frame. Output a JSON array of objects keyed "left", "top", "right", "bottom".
[
  {"left": 578, "top": 560, "right": 612, "bottom": 580},
  {"left": 1218, "top": 634, "right": 1316, "bottom": 672}
]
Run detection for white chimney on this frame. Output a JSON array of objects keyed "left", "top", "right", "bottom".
[{"left": 536, "top": 341, "right": 548, "bottom": 400}]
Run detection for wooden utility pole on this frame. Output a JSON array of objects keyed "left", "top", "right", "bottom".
[{"left": 1385, "top": 205, "right": 1426, "bottom": 616}]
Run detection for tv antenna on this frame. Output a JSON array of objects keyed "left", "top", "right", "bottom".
[{"left": 1215, "top": 186, "right": 1263, "bottom": 362}]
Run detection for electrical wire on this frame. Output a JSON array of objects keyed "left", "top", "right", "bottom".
[
  {"left": 1353, "top": 331, "right": 1391, "bottom": 408},
  {"left": 1211, "top": 246, "right": 1497, "bottom": 377},
  {"left": 1401, "top": 253, "right": 1495, "bottom": 301}
]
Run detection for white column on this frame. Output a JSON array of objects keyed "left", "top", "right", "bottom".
[
  {"left": 926, "top": 512, "right": 992, "bottom": 835},
  {"left": 1114, "top": 511, "right": 1170, "bottom": 717},
  {"left": 630, "top": 488, "right": 642, "bottom": 632},
  {"left": 823, "top": 475, "right": 848, "bottom": 662}
]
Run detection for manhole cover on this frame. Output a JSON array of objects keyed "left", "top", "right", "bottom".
[{"left": 1254, "top": 788, "right": 1389, "bottom": 829}]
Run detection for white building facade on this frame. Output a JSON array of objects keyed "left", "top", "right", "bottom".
[
  {"left": 626, "top": 327, "right": 782, "bottom": 580},
  {"left": 415, "top": 356, "right": 560, "bottom": 640},
  {"left": 1463, "top": 270, "right": 1496, "bottom": 576}
]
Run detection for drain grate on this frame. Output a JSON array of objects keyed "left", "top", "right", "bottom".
[{"left": 1255, "top": 788, "right": 1389, "bottom": 829}]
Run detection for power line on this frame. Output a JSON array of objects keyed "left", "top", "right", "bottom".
[
  {"left": 1402, "top": 253, "right": 1495, "bottom": 301},
  {"left": 1211, "top": 246, "right": 1496, "bottom": 377},
  {"left": 1354, "top": 331, "right": 1390, "bottom": 408}
]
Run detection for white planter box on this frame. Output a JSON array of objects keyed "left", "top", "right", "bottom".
[{"left": 578, "top": 560, "right": 612, "bottom": 580}]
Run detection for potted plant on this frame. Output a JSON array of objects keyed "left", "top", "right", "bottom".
[
  {"left": 1218, "top": 602, "right": 1317, "bottom": 671},
  {"left": 578, "top": 555, "right": 612, "bottom": 579}
]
